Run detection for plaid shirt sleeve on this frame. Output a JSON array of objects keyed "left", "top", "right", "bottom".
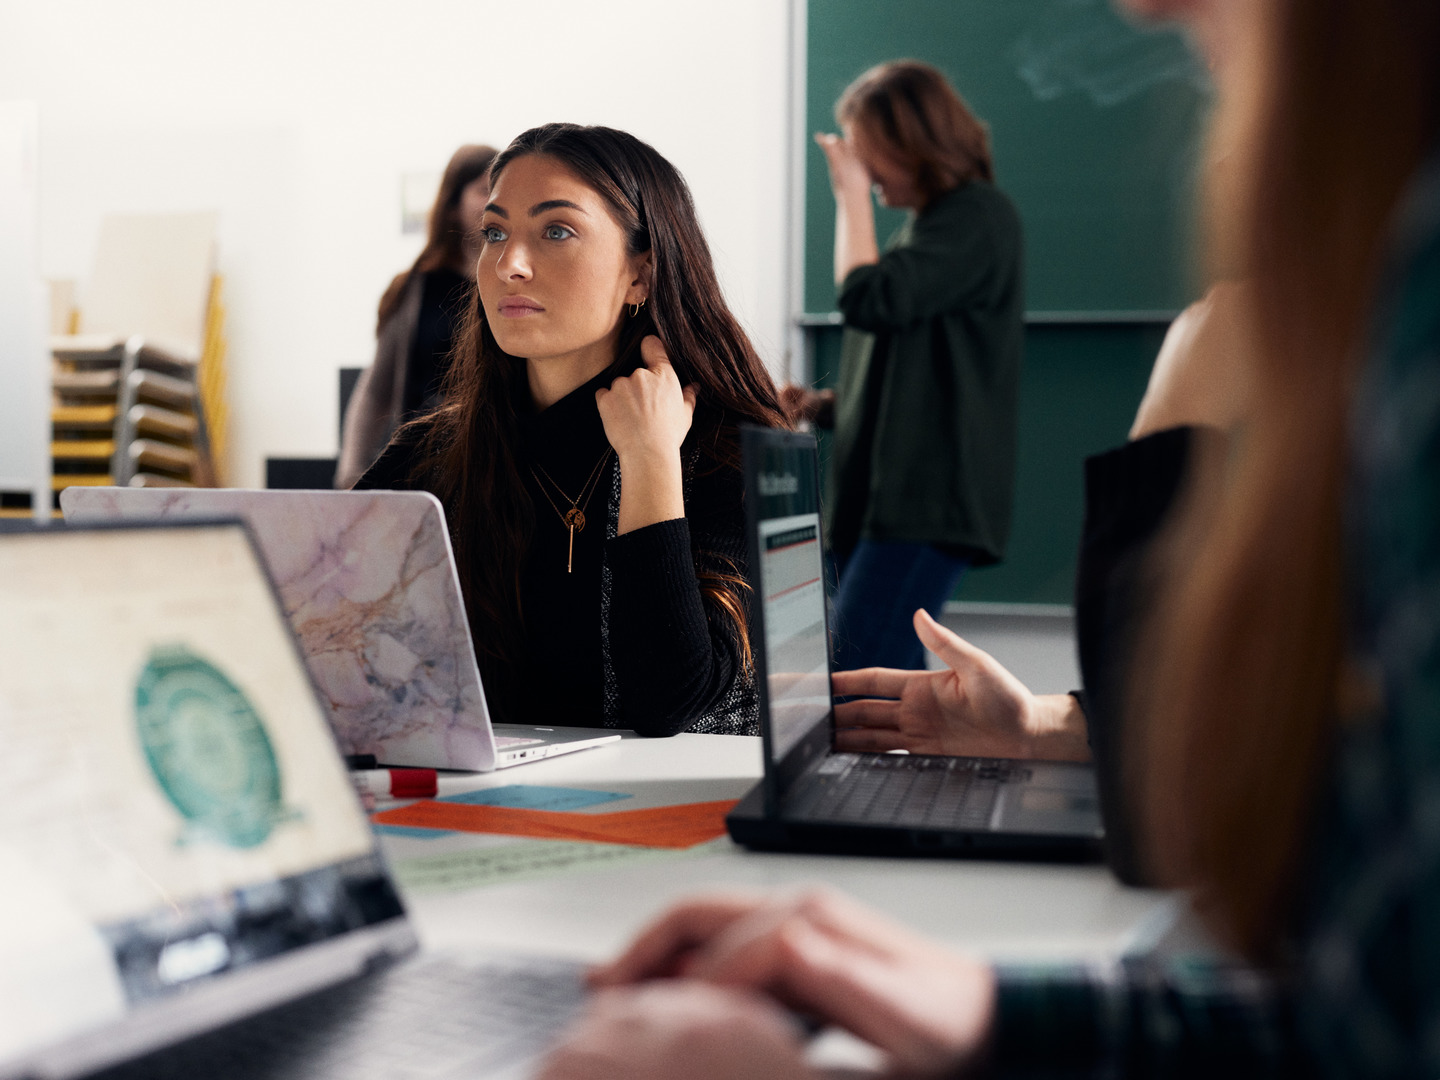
[
  {"left": 988, "top": 957, "right": 1296, "bottom": 1077},
  {"left": 1292, "top": 147, "right": 1440, "bottom": 1079},
  {"left": 985, "top": 147, "right": 1440, "bottom": 1080}
]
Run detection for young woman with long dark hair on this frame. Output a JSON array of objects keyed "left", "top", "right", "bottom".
[
  {"left": 532, "top": 0, "right": 1440, "bottom": 1074},
  {"left": 356, "top": 124, "right": 787, "bottom": 737}
]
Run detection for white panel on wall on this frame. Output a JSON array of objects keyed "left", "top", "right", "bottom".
[
  {"left": 0, "top": 1, "right": 791, "bottom": 487},
  {"left": 0, "top": 100, "right": 49, "bottom": 518}
]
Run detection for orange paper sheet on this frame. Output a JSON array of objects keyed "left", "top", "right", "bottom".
[{"left": 372, "top": 799, "right": 739, "bottom": 849}]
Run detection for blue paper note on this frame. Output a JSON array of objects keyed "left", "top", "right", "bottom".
[
  {"left": 438, "top": 785, "right": 632, "bottom": 812},
  {"left": 374, "top": 825, "right": 452, "bottom": 840}
]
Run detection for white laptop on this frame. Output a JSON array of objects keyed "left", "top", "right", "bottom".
[
  {"left": 0, "top": 520, "right": 585, "bottom": 1080},
  {"left": 60, "top": 488, "right": 621, "bottom": 771}
]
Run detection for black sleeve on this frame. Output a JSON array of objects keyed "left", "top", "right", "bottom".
[
  {"left": 1075, "top": 425, "right": 1219, "bottom": 886},
  {"left": 351, "top": 418, "right": 435, "bottom": 492},
  {"left": 836, "top": 190, "right": 1013, "bottom": 332},
  {"left": 605, "top": 457, "right": 750, "bottom": 737}
]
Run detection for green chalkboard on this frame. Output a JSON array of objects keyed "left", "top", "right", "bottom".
[
  {"left": 810, "top": 322, "right": 1164, "bottom": 605},
  {"left": 805, "top": 0, "right": 1212, "bottom": 314}
]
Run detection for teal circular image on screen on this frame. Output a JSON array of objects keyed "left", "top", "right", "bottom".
[{"left": 135, "top": 645, "right": 289, "bottom": 849}]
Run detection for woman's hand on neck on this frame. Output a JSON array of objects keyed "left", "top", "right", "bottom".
[
  {"left": 595, "top": 335, "right": 694, "bottom": 535},
  {"left": 526, "top": 328, "right": 621, "bottom": 411}
]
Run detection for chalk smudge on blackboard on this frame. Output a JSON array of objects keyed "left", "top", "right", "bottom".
[{"left": 1012, "top": 0, "right": 1210, "bottom": 107}]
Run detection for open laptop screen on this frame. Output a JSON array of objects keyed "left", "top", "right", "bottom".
[
  {"left": 60, "top": 488, "right": 496, "bottom": 771},
  {"left": 757, "top": 512, "right": 829, "bottom": 759},
  {"left": 742, "top": 428, "right": 833, "bottom": 783},
  {"left": 0, "top": 524, "right": 401, "bottom": 1068}
]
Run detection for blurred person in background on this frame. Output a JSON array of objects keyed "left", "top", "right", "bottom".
[
  {"left": 787, "top": 60, "right": 1023, "bottom": 674},
  {"left": 337, "top": 143, "right": 498, "bottom": 488}
]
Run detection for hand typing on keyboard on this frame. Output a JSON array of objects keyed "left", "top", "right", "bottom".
[
  {"left": 536, "top": 887, "right": 994, "bottom": 1080},
  {"left": 534, "top": 979, "right": 812, "bottom": 1080},
  {"left": 830, "top": 610, "right": 1092, "bottom": 762}
]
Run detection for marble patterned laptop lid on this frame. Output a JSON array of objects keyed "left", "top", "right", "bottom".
[{"left": 59, "top": 488, "right": 496, "bottom": 771}]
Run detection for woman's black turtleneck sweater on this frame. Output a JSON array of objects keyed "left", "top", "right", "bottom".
[{"left": 355, "top": 365, "right": 756, "bottom": 737}]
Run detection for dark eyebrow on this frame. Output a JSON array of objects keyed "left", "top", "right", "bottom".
[
  {"left": 529, "top": 199, "right": 587, "bottom": 216},
  {"left": 483, "top": 203, "right": 507, "bottom": 218}
]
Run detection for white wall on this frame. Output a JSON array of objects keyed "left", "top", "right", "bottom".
[
  {"left": 0, "top": 0, "right": 792, "bottom": 487},
  {"left": 939, "top": 605, "right": 1079, "bottom": 695},
  {"left": 0, "top": 101, "right": 49, "bottom": 514}
]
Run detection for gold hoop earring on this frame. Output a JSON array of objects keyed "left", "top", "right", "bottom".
[{"left": 629, "top": 298, "right": 646, "bottom": 318}]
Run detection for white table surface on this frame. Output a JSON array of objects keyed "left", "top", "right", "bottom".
[{"left": 381, "top": 733, "right": 1175, "bottom": 967}]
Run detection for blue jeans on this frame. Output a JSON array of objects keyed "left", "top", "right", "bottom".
[{"left": 831, "top": 541, "right": 969, "bottom": 672}]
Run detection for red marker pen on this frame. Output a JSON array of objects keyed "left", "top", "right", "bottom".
[{"left": 349, "top": 768, "right": 438, "bottom": 800}]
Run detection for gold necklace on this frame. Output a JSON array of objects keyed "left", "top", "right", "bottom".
[{"left": 530, "top": 447, "right": 613, "bottom": 573}]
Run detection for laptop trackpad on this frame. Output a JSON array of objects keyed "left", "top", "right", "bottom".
[{"left": 997, "top": 765, "right": 1102, "bottom": 836}]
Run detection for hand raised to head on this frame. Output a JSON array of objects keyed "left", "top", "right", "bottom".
[
  {"left": 814, "top": 132, "right": 871, "bottom": 201},
  {"left": 595, "top": 334, "right": 696, "bottom": 465},
  {"left": 598, "top": 334, "right": 694, "bottom": 534}
]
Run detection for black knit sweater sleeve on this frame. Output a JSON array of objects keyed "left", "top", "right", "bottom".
[
  {"left": 1074, "top": 424, "right": 1211, "bottom": 886},
  {"left": 605, "top": 455, "right": 753, "bottom": 737},
  {"left": 349, "top": 418, "right": 434, "bottom": 492}
]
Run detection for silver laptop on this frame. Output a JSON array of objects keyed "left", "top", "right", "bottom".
[
  {"left": 60, "top": 488, "right": 621, "bottom": 771},
  {"left": 0, "top": 520, "right": 585, "bottom": 1080},
  {"left": 725, "top": 428, "right": 1105, "bottom": 859}
]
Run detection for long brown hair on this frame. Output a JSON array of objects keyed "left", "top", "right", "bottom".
[
  {"left": 411, "top": 123, "right": 786, "bottom": 715},
  {"left": 376, "top": 143, "right": 499, "bottom": 332},
  {"left": 1134, "top": 0, "right": 1440, "bottom": 960},
  {"left": 836, "top": 60, "right": 993, "bottom": 202}
]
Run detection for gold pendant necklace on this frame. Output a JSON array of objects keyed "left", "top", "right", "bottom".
[{"left": 531, "top": 448, "right": 613, "bottom": 573}]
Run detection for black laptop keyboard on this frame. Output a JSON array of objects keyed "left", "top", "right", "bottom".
[
  {"left": 88, "top": 953, "right": 586, "bottom": 1080},
  {"left": 786, "top": 754, "right": 1030, "bottom": 830}
]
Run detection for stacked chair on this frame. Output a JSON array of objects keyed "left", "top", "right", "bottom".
[{"left": 47, "top": 213, "right": 228, "bottom": 506}]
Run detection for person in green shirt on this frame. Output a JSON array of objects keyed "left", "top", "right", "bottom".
[{"left": 787, "top": 60, "right": 1024, "bottom": 673}]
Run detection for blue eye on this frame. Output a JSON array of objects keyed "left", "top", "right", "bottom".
[
  {"left": 482, "top": 226, "right": 507, "bottom": 243},
  {"left": 543, "top": 224, "right": 575, "bottom": 241}
]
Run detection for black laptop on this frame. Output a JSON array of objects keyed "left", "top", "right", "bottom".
[{"left": 725, "top": 427, "right": 1104, "bottom": 860}]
